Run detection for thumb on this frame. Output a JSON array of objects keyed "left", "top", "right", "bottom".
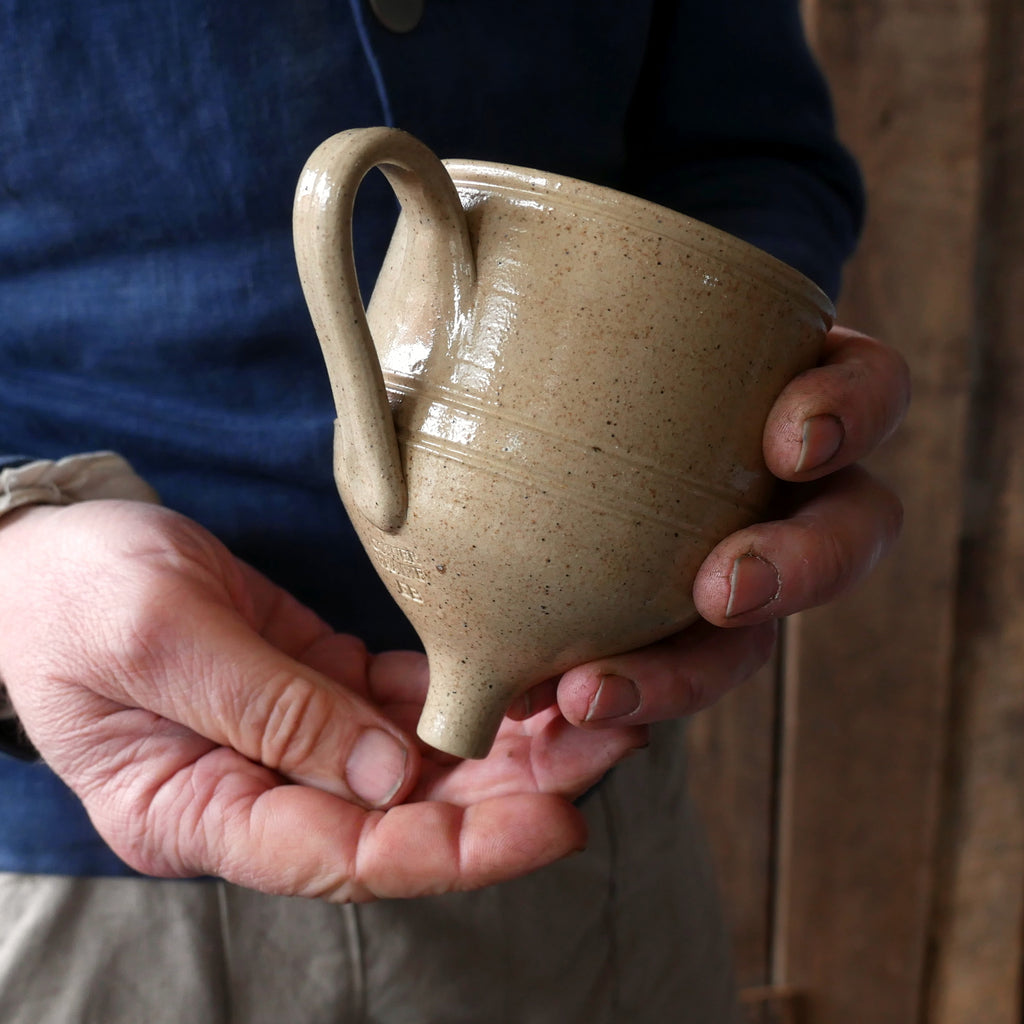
[
  {"left": 117, "top": 584, "right": 421, "bottom": 810},
  {"left": 0, "top": 501, "right": 420, "bottom": 809}
]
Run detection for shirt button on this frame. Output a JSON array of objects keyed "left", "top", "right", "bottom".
[{"left": 369, "top": 0, "right": 424, "bottom": 33}]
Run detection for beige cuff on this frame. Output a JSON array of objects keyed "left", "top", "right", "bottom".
[{"left": 0, "top": 452, "right": 160, "bottom": 518}]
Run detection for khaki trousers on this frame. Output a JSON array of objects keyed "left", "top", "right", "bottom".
[{"left": 0, "top": 723, "right": 739, "bottom": 1024}]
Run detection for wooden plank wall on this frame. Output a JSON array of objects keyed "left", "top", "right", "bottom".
[
  {"left": 923, "top": 0, "right": 1024, "bottom": 1018},
  {"left": 686, "top": 0, "right": 1024, "bottom": 1021}
]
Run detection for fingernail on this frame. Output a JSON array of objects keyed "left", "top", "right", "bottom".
[
  {"left": 585, "top": 674, "right": 641, "bottom": 722},
  {"left": 726, "top": 555, "right": 781, "bottom": 618},
  {"left": 346, "top": 728, "right": 408, "bottom": 807},
  {"left": 796, "top": 414, "right": 844, "bottom": 473}
]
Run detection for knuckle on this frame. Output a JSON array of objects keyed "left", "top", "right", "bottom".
[
  {"left": 251, "top": 672, "right": 335, "bottom": 773},
  {"left": 787, "top": 514, "right": 855, "bottom": 607},
  {"left": 807, "top": 521, "right": 857, "bottom": 607}
]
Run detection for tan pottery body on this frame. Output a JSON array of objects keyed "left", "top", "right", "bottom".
[{"left": 293, "top": 127, "right": 833, "bottom": 759}]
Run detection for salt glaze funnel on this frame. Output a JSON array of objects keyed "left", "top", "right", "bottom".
[{"left": 293, "top": 127, "right": 833, "bottom": 759}]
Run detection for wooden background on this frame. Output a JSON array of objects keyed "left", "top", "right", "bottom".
[{"left": 686, "top": 0, "right": 1024, "bottom": 1020}]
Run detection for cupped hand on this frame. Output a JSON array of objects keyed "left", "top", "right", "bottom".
[
  {"left": 0, "top": 501, "right": 645, "bottom": 900},
  {"left": 552, "top": 325, "right": 910, "bottom": 727}
]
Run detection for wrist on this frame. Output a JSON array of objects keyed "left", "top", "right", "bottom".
[{"left": 0, "top": 452, "right": 160, "bottom": 762}]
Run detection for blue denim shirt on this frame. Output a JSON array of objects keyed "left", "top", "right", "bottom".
[{"left": 0, "top": 0, "right": 862, "bottom": 875}]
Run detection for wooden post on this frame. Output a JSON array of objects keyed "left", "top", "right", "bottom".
[
  {"left": 923, "top": 0, "right": 1024, "bottom": 1019},
  {"left": 773, "top": 0, "right": 988, "bottom": 1020}
]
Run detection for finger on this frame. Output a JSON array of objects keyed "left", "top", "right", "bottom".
[
  {"left": 554, "top": 620, "right": 777, "bottom": 727},
  {"left": 296, "top": 639, "right": 430, "bottom": 736},
  {"left": 505, "top": 678, "right": 559, "bottom": 721},
  {"left": 82, "top": 585, "right": 420, "bottom": 810},
  {"left": 417, "top": 705, "right": 648, "bottom": 804},
  {"left": 82, "top": 725, "right": 586, "bottom": 901},
  {"left": 233, "top": 566, "right": 430, "bottom": 714},
  {"left": 364, "top": 648, "right": 432, "bottom": 706},
  {"left": 353, "top": 794, "right": 588, "bottom": 900},
  {"left": 358, "top": 649, "right": 462, "bottom": 756},
  {"left": 764, "top": 326, "right": 910, "bottom": 481},
  {"left": 694, "top": 465, "right": 904, "bottom": 625}
]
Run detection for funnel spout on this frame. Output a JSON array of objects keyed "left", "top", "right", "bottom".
[{"left": 416, "top": 656, "right": 526, "bottom": 760}]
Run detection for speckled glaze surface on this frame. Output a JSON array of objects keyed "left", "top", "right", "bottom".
[{"left": 294, "top": 127, "right": 834, "bottom": 759}]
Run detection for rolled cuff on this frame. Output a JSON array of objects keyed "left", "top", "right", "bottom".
[{"left": 0, "top": 452, "right": 160, "bottom": 517}]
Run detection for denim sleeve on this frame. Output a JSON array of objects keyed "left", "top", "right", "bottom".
[{"left": 621, "top": 0, "right": 865, "bottom": 300}]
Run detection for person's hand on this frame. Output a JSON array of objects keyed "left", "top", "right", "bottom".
[
  {"left": 0, "top": 501, "right": 645, "bottom": 900},
  {"left": 546, "top": 325, "right": 910, "bottom": 727}
]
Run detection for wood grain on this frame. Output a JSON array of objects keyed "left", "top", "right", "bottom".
[
  {"left": 923, "top": 0, "right": 1024, "bottom": 1018},
  {"left": 774, "top": 0, "right": 988, "bottom": 1020},
  {"left": 686, "top": 652, "right": 780, "bottom": 990},
  {"left": 692, "top": 4, "right": 1024, "bottom": 1019}
]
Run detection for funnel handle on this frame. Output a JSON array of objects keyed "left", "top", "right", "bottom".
[{"left": 293, "top": 127, "right": 475, "bottom": 531}]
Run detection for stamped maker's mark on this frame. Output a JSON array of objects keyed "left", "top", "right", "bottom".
[{"left": 370, "top": 538, "right": 429, "bottom": 604}]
